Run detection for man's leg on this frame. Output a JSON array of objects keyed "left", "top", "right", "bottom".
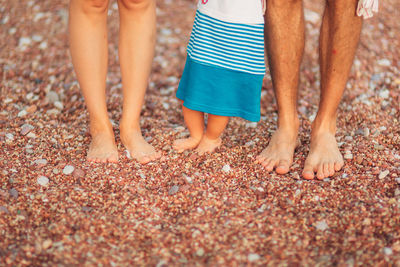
[
  {"left": 302, "top": 0, "right": 362, "bottom": 179},
  {"left": 256, "top": 0, "right": 304, "bottom": 174},
  {"left": 117, "top": 0, "right": 161, "bottom": 164},
  {"left": 69, "top": 0, "right": 118, "bottom": 163}
]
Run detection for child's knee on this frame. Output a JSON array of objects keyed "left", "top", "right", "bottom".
[
  {"left": 80, "top": 0, "right": 110, "bottom": 15},
  {"left": 118, "top": 0, "right": 154, "bottom": 11}
]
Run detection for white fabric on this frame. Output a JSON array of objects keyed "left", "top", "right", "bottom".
[
  {"left": 357, "top": 0, "right": 379, "bottom": 19},
  {"left": 197, "top": 0, "right": 265, "bottom": 25}
]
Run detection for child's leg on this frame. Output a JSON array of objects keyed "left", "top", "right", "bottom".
[
  {"left": 69, "top": 0, "right": 118, "bottom": 163},
  {"left": 196, "top": 114, "right": 229, "bottom": 155},
  {"left": 173, "top": 105, "right": 204, "bottom": 153},
  {"left": 117, "top": 0, "right": 161, "bottom": 164}
]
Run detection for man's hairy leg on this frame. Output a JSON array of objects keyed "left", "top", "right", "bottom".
[
  {"left": 303, "top": 0, "right": 362, "bottom": 179},
  {"left": 256, "top": 0, "right": 304, "bottom": 174}
]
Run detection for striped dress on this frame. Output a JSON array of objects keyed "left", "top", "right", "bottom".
[{"left": 176, "top": 0, "right": 266, "bottom": 122}]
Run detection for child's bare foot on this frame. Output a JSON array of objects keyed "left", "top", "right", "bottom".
[
  {"left": 173, "top": 136, "right": 202, "bottom": 153},
  {"left": 256, "top": 128, "right": 299, "bottom": 174},
  {"left": 302, "top": 131, "right": 344, "bottom": 180},
  {"left": 87, "top": 131, "right": 119, "bottom": 163},
  {"left": 120, "top": 129, "right": 161, "bottom": 164},
  {"left": 195, "top": 135, "right": 222, "bottom": 155}
]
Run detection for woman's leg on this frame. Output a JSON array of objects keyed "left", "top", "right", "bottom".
[
  {"left": 117, "top": 0, "right": 160, "bottom": 164},
  {"left": 69, "top": 0, "right": 118, "bottom": 163},
  {"left": 196, "top": 114, "right": 229, "bottom": 155},
  {"left": 173, "top": 104, "right": 204, "bottom": 153}
]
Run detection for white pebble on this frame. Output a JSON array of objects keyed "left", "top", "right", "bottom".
[
  {"left": 125, "top": 150, "right": 132, "bottom": 159},
  {"left": 315, "top": 220, "right": 329, "bottom": 231},
  {"left": 5, "top": 133, "right": 14, "bottom": 141},
  {"left": 379, "top": 89, "right": 390, "bottom": 99},
  {"left": 383, "top": 247, "right": 393, "bottom": 255},
  {"left": 18, "top": 110, "right": 28, "bottom": 117},
  {"left": 54, "top": 101, "right": 64, "bottom": 110},
  {"left": 26, "top": 132, "right": 36, "bottom": 138},
  {"left": 37, "top": 176, "right": 49, "bottom": 186},
  {"left": 377, "top": 59, "right": 391, "bottom": 67},
  {"left": 248, "top": 253, "right": 261, "bottom": 262},
  {"left": 344, "top": 154, "right": 353, "bottom": 160},
  {"left": 222, "top": 164, "right": 231, "bottom": 173},
  {"left": 39, "top": 41, "right": 48, "bottom": 50},
  {"left": 196, "top": 248, "right": 205, "bottom": 257},
  {"left": 63, "top": 165, "right": 75, "bottom": 175},
  {"left": 18, "top": 37, "right": 32, "bottom": 51},
  {"left": 34, "top": 159, "right": 48, "bottom": 165},
  {"left": 378, "top": 170, "right": 390, "bottom": 179}
]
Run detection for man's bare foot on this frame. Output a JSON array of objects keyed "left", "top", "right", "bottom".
[
  {"left": 195, "top": 135, "right": 222, "bottom": 155},
  {"left": 120, "top": 130, "right": 161, "bottom": 164},
  {"left": 173, "top": 136, "right": 202, "bottom": 153},
  {"left": 87, "top": 131, "right": 119, "bottom": 163},
  {"left": 302, "top": 131, "right": 344, "bottom": 180},
  {"left": 256, "top": 129, "right": 299, "bottom": 174}
]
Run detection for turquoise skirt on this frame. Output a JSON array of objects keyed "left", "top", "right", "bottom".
[{"left": 176, "top": 57, "right": 264, "bottom": 122}]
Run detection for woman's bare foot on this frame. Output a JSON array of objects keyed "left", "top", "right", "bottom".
[
  {"left": 302, "top": 131, "right": 344, "bottom": 180},
  {"left": 173, "top": 136, "right": 202, "bottom": 153},
  {"left": 87, "top": 130, "right": 119, "bottom": 163},
  {"left": 120, "top": 129, "right": 161, "bottom": 164},
  {"left": 256, "top": 127, "right": 299, "bottom": 174},
  {"left": 195, "top": 135, "right": 222, "bottom": 155}
]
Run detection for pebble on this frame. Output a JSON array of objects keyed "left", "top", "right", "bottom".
[
  {"left": 248, "top": 253, "right": 261, "bottom": 262},
  {"left": 304, "top": 9, "right": 320, "bottom": 24},
  {"left": 378, "top": 170, "right": 390, "bottom": 179},
  {"left": 344, "top": 154, "right": 353, "bottom": 160},
  {"left": 18, "top": 37, "right": 32, "bottom": 51},
  {"left": 0, "top": 206, "right": 9, "bottom": 214},
  {"left": 9, "top": 188, "right": 18, "bottom": 198},
  {"left": 73, "top": 168, "right": 85, "bottom": 178},
  {"left": 54, "top": 101, "right": 64, "bottom": 110},
  {"left": 46, "top": 91, "right": 59, "bottom": 103},
  {"left": 37, "top": 176, "right": 49, "bottom": 186},
  {"left": 46, "top": 109, "right": 60, "bottom": 116},
  {"left": 183, "top": 174, "right": 193, "bottom": 184},
  {"left": 5, "top": 133, "right": 14, "bottom": 141},
  {"left": 315, "top": 220, "right": 329, "bottom": 231},
  {"left": 42, "top": 239, "right": 53, "bottom": 250},
  {"left": 20, "top": 124, "right": 34, "bottom": 136},
  {"left": 383, "top": 247, "right": 393, "bottom": 255},
  {"left": 26, "top": 104, "right": 37, "bottom": 113},
  {"left": 27, "top": 132, "right": 36, "bottom": 139},
  {"left": 377, "top": 59, "right": 391, "bottom": 67},
  {"left": 245, "top": 122, "right": 258, "bottom": 128},
  {"left": 63, "top": 165, "right": 75, "bottom": 175},
  {"left": 34, "top": 159, "right": 48, "bottom": 166},
  {"left": 168, "top": 185, "right": 179, "bottom": 195},
  {"left": 125, "top": 150, "right": 132, "bottom": 159},
  {"left": 222, "top": 164, "right": 231, "bottom": 173},
  {"left": 356, "top": 156, "right": 363, "bottom": 165},
  {"left": 18, "top": 110, "right": 28, "bottom": 117},
  {"left": 196, "top": 248, "right": 205, "bottom": 257},
  {"left": 395, "top": 178, "right": 400, "bottom": 184},
  {"left": 379, "top": 89, "right": 390, "bottom": 99}
]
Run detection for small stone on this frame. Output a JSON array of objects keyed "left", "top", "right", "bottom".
[
  {"left": 196, "top": 248, "right": 205, "bottom": 257},
  {"left": 344, "top": 154, "right": 353, "bottom": 160},
  {"left": 377, "top": 59, "right": 391, "bottom": 67},
  {"left": 244, "top": 140, "right": 254, "bottom": 147},
  {"left": 37, "top": 176, "right": 49, "bottom": 186},
  {"left": 356, "top": 156, "right": 363, "bottom": 165},
  {"left": 26, "top": 105, "right": 37, "bottom": 113},
  {"left": 395, "top": 178, "right": 400, "bottom": 184},
  {"left": 46, "top": 91, "right": 59, "bottom": 103},
  {"left": 54, "top": 101, "right": 63, "bottom": 110},
  {"left": 379, "top": 89, "right": 390, "bottom": 99},
  {"left": 363, "top": 128, "right": 370, "bottom": 137},
  {"left": 248, "top": 253, "right": 261, "bottom": 262},
  {"left": 304, "top": 9, "right": 320, "bottom": 24},
  {"left": 53, "top": 168, "right": 59, "bottom": 174},
  {"left": 222, "top": 164, "right": 231, "bottom": 173},
  {"left": 73, "top": 168, "right": 85, "bottom": 178},
  {"left": 245, "top": 122, "right": 258, "bottom": 128},
  {"left": 0, "top": 206, "right": 9, "bottom": 214},
  {"left": 168, "top": 185, "right": 179, "bottom": 195},
  {"left": 18, "top": 37, "right": 32, "bottom": 51},
  {"left": 383, "top": 247, "right": 393, "bottom": 256},
  {"left": 20, "top": 124, "right": 34, "bottom": 135},
  {"left": 26, "top": 132, "right": 36, "bottom": 138},
  {"left": 63, "top": 165, "right": 75, "bottom": 175},
  {"left": 34, "top": 159, "right": 48, "bottom": 166},
  {"left": 46, "top": 109, "right": 60, "bottom": 116},
  {"left": 5, "top": 133, "right": 14, "bottom": 141},
  {"left": 125, "top": 150, "right": 132, "bottom": 159},
  {"left": 315, "top": 220, "right": 329, "bottom": 231},
  {"left": 183, "top": 174, "right": 193, "bottom": 184},
  {"left": 18, "top": 110, "right": 28, "bottom": 117},
  {"left": 378, "top": 170, "right": 390, "bottom": 179},
  {"left": 9, "top": 188, "right": 18, "bottom": 198},
  {"left": 42, "top": 239, "right": 52, "bottom": 250}
]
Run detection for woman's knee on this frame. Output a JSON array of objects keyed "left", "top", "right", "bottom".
[
  {"left": 118, "top": 0, "right": 153, "bottom": 11},
  {"left": 79, "top": 0, "right": 109, "bottom": 14}
]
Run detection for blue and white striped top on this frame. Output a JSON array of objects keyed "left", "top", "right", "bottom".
[{"left": 187, "top": 10, "right": 266, "bottom": 75}]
